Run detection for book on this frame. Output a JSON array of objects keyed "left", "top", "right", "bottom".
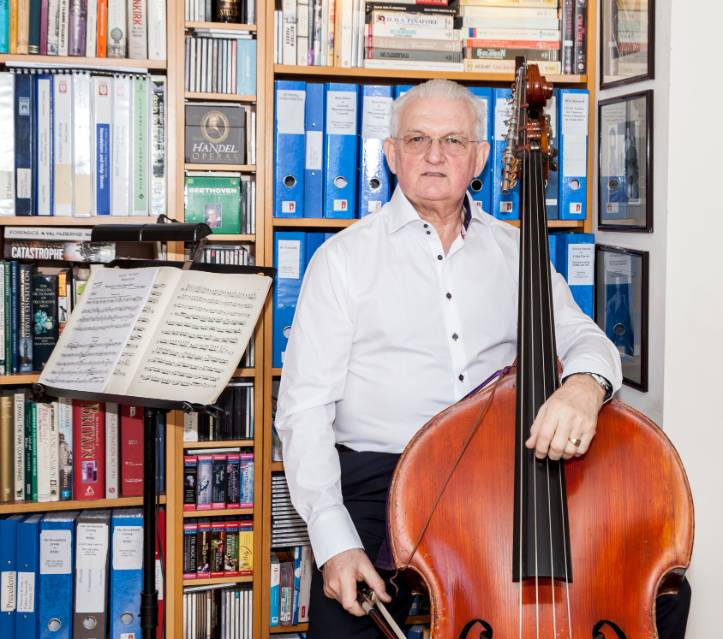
[
  {"left": 184, "top": 175, "right": 242, "bottom": 234},
  {"left": 39, "top": 266, "right": 271, "bottom": 406}
]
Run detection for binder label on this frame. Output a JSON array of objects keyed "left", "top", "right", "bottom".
[
  {"left": 327, "top": 91, "right": 357, "bottom": 135},
  {"left": 112, "top": 526, "right": 143, "bottom": 571},
  {"left": 362, "top": 96, "right": 392, "bottom": 139},
  {"left": 16, "top": 571, "right": 34, "bottom": 613},
  {"left": 1, "top": 571, "right": 16, "bottom": 611},
  {"left": 562, "top": 92, "right": 588, "bottom": 176},
  {"left": 278, "top": 240, "right": 302, "bottom": 280},
  {"left": 567, "top": 244, "right": 594, "bottom": 286},
  {"left": 75, "top": 523, "right": 109, "bottom": 613},
  {"left": 40, "top": 530, "right": 72, "bottom": 574},
  {"left": 305, "top": 131, "right": 323, "bottom": 171},
  {"left": 17, "top": 168, "right": 31, "bottom": 199},
  {"left": 277, "top": 90, "right": 306, "bottom": 134}
]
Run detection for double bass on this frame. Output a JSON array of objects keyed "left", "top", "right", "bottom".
[{"left": 366, "top": 63, "right": 694, "bottom": 638}]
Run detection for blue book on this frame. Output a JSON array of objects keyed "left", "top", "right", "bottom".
[
  {"left": 555, "top": 232, "right": 595, "bottom": 318},
  {"left": 15, "top": 514, "right": 41, "bottom": 638},
  {"left": 558, "top": 88, "right": 588, "bottom": 220},
  {"left": 491, "top": 88, "right": 519, "bottom": 221},
  {"left": 548, "top": 233, "right": 558, "bottom": 273},
  {"left": 109, "top": 509, "right": 143, "bottom": 639},
  {"left": 468, "top": 86, "right": 493, "bottom": 215},
  {"left": 359, "top": 85, "right": 392, "bottom": 216},
  {"left": 236, "top": 40, "right": 256, "bottom": 96},
  {"left": 39, "top": 511, "right": 78, "bottom": 639},
  {"left": 323, "top": 83, "right": 359, "bottom": 219},
  {"left": 0, "top": 0, "right": 8, "bottom": 53},
  {"left": 14, "top": 72, "right": 34, "bottom": 216},
  {"left": 303, "top": 83, "right": 325, "bottom": 218},
  {"left": 545, "top": 89, "right": 560, "bottom": 219},
  {"left": 274, "top": 80, "right": 306, "bottom": 217},
  {"left": 272, "top": 232, "right": 306, "bottom": 368},
  {"left": 0, "top": 515, "right": 22, "bottom": 639}
]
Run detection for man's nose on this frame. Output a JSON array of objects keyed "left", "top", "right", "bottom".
[{"left": 424, "top": 137, "right": 445, "bottom": 162}]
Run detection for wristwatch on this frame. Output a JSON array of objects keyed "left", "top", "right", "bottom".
[{"left": 582, "top": 372, "right": 613, "bottom": 402}]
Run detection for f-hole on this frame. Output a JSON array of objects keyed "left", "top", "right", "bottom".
[
  {"left": 592, "top": 619, "right": 628, "bottom": 638},
  {"left": 458, "top": 619, "right": 493, "bottom": 638}
]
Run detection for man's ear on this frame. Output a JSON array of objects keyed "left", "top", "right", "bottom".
[
  {"left": 383, "top": 137, "right": 397, "bottom": 175},
  {"left": 474, "top": 141, "right": 491, "bottom": 177}
]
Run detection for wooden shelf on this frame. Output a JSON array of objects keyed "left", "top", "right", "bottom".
[
  {"left": 183, "top": 575, "right": 253, "bottom": 587},
  {"left": 0, "top": 495, "right": 166, "bottom": 515},
  {"left": 0, "top": 54, "right": 166, "bottom": 70},
  {"left": 185, "top": 164, "right": 256, "bottom": 172},
  {"left": 185, "top": 92, "right": 256, "bottom": 103},
  {"left": 184, "top": 439, "right": 254, "bottom": 449},
  {"left": 233, "top": 367, "right": 256, "bottom": 377},
  {"left": 271, "top": 623, "right": 308, "bottom": 634},
  {"left": 185, "top": 21, "right": 257, "bottom": 32},
  {"left": 271, "top": 462, "right": 284, "bottom": 472},
  {"left": 508, "top": 219, "right": 586, "bottom": 229},
  {"left": 273, "top": 218, "right": 356, "bottom": 229},
  {"left": 204, "top": 234, "right": 256, "bottom": 242},
  {"left": 275, "top": 64, "right": 586, "bottom": 85},
  {"left": 407, "top": 615, "right": 431, "bottom": 624},
  {"left": 183, "top": 507, "right": 253, "bottom": 518},
  {"left": 0, "top": 215, "right": 163, "bottom": 226},
  {"left": 272, "top": 368, "right": 282, "bottom": 377},
  {"left": 0, "top": 373, "right": 40, "bottom": 385}
]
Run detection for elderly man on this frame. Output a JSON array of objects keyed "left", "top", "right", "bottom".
[{"left": 275, "top": 80, "right": 688, "bottom": 638}]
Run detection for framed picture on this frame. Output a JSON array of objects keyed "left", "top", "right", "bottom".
[
  {"left": 600, "top": 0, "right": 655, "bottom": 88},
  {"left": 598, "top": 91, "right": 653, "bottom": 232},
  {"left": 595, "top": 245, "right": 649, "bottom": 391}
]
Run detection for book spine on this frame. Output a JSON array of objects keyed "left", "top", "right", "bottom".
[
  {"left": 131, "top": 75, "right": 149, "bottom": 216},
  {"left": 24, "top": 400, "right": 37, "bottom": 501},
  {"left": 57, "top": 268, "right": 71, "bottom": 333},
  {"left": 68, "top": 0, "right": 87, "bottom": 56},
  {"left": 46, "top": 0, "right": 60, "bottom": 54},
  {"left": 8, "top": 0, "right": 16, "bottom": 53},
  {"left": 210, "top": 521, "right": 225, "bottom": 577},
  {"left": 72, "top": 399, "right": 105, "bottom": 500},
  {"left": 17, "top": 0, "right": 29, "bottom": 52},
  {"left": 183, "top": 456, "right": 197, "bottom": 510},
  {"left": 127, "top": 0, "right": 146, "bottom": 58},
  {"left": 0, "top": 394, "right": 11, "bottom": 502},
  {"left": 195, "top": 455, "right": 212, "bottom": 510},
  {"left": 573, "top": 0, "right": 586, "bottom": 73},
  {"left": 28, "top": 0, "right": 42, "bottom": 52},
  {"left": 104, "top": 402, "right": 119, "bottom": 498},
  {"left": 120, "top": 405, "right": 144, "bottom": 497},
  {"left": 106, "top": 0, "right": 125, "bottom": 57},
  {"left": 12, "top": 393, "right": 24, "bottom": 502},
  {"left": 0, "top": 1, "right": 8, "bottom": 53},
  {"left": 35, "top": 75, "right": 53, "bottom": 217},
  {"left": 84, "top": 0, "right": 95, "bottom": 56},
  {"left": 95, "top": 0, "right": 107, "bottom": 56},
  {"left": 57, "top": 0, "right": 70, "bottom": 55},
  {"left": 0, "top": 73, "right": 14, "bottom": 216},
  {"left": 39, "top": 0, "right": 48, "bottom": 54},
  {"left": 147, "top": 0, "right": 164, "bottom": 59},
  {"left": 57, "top": 397, "right": 72, "bottom": 500},
  {"left": 561, "top": 0, "right": 574, "bottom": 74},
  {"left": 365, "top": 47, "right": 462, "bottom": 62},
  {"left": 30, "top": 273, "right": 58, "bottom": 368},
  {"left": 17, "top": 263, "right": 33, "bottom": 373},
  {"left": 14, "top": 72, "right": 34, "bottom": 217},
  {"left": 9, "top": 261, "right": 17, "bottom": 373},
  {"left": 36, "top": 401, "right": 58, "bottom": 502},
  {"left": 368, "top": 9, "right": 453, "bottom": 28},
  {"left": 150, "top": 75, "right": 165, "bottom": 217},
  {"left": 93, "top": 75, "right": 112, "bottom": 216}
]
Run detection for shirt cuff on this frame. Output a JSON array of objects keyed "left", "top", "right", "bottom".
[{"left": 308, "top": 506, "right": 364, "bottom": 568}]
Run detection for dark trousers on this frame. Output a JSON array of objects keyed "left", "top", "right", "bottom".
[{"left": 307, "top": 448, "right": 691, "bottom": 638}]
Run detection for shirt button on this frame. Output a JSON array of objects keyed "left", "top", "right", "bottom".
[
  {"left": 426, "top": 231, "right": 431, "bottom": 235},
  {"left": 437, "top": 255, "right": 443, "bottom": 260},
  {"left": 446, "top": 292, "right": 452, "bottom": 299},
  {"left": 423, "top": 223, "right": 429, "bottom": 228},
  {"left": 458, "top": 374, "right": 464, "bottom": 381},
  {"left": 452, "top": 333, "right": 458, "bottom": 341}
]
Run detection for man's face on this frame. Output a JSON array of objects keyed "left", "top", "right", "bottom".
[{"left": 384, "top": 95, "right": 490, "bottom": 208}]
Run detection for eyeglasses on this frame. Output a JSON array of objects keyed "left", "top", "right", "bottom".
[{"left": 395, "top": 134, "right": 481, "bottom": 157}]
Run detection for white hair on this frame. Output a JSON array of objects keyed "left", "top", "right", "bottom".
[{"left": 390, "top": 79, "right": 485, "bottom": 140}]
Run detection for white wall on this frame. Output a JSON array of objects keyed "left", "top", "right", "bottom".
[
  {"left": 661, "top": 0, "right": 723, "bottom": 635},
  {"left": 596, "top": 1, "right": 723, "bottom": 635}
]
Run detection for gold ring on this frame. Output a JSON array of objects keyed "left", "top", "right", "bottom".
[{"left": 568, "top": 437, "right": 582, "bottom": 448}]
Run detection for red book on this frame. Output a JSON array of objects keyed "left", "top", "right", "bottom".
[
  {"left": 72, "top": 400, "right": 106, "bottom": 500},
  {"left": 120, "top": 405, "right": 144, "bottom": 497},
  {"left": 156, "top": 507, "right": 166, "bottom": 639}
]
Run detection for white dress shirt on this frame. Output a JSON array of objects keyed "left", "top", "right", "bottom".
[{"left": 275, "top": 187, "right": 623, "bottom": 567}]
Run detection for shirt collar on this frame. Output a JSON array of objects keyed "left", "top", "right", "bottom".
[{"left": 386, "top": 186, "right": 488, "bottom": 234}]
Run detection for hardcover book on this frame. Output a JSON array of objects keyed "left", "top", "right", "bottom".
[
  {"left": 185, "top": 103, "right": 246, "bottom": 165},
  {"left": 184, "top": 175, "right": 242, "bottom": 234}
]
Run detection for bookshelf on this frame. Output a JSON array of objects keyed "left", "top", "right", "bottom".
[{"left": 0, "top": 1, "right": 600, "bottom": 638}]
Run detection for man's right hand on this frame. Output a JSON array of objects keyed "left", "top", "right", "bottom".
[{"left": 321, "top": 548, "right": 392, "bottom": 617}]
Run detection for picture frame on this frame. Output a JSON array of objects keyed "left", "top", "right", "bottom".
[
  {"left": 600, "top": 0, "right": 655, "bottom": 89},
  {"left": 597, "top": 91, "right": 653, "bottom": 232},
  {"left": 595, "top": 245, "right": 649, "bottom": 391}
]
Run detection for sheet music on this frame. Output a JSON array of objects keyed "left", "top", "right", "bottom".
[
  {"left": 128, "top": 270, "right": 271, "bottom": 405},
  {"left": 39, "top": 268, "right": 158, "bottom": 393}
]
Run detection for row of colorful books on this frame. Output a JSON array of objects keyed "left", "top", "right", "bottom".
[
  {"left": 273, "top": 0, "right": 587, "bottom": 74},
  {"left": 184, "top": 33, "right": 257, "bottom": 96},
  {"left": 183, "top": 583, "right": 254, "bottom": 639},
  {"left": 183, "top": 448, "right": 255, "bottom": 511},
  {"left": 269, "top": 544, "right": 313, "bottom": 627},
  {"left": 0, "top": 507, "right": 166, "bottom": 639},
  {"left": 0, "top": 70, "right": 166, "bottom": 218},
  {"left": 183, "top": 516, "right": 254, "bottom": 580},
  {"left": 185, "top": 0, "right": 257, "bottom": 25},
  {"left": 184, "top": 174, "right": 257, "bottom": 235},
  {"left": 183, "top": 380, "right": 256, "bottom": 441},
  {"left": 273, "top": 81, "right": 589, "bottom": 222},
  {"left": 0, "top": 395, "right": 166, "bottom": 504},
  {"left": 0, "top": 0, "right": 166, "bottom": 59}
]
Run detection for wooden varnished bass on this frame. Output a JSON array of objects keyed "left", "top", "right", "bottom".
[{"left": 385, "top": 63, "right": 693, "bottom": 638}]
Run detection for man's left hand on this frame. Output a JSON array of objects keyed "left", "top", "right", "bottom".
[{"left": 525, "top": 373, "right": 606, "bottom": 460}]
